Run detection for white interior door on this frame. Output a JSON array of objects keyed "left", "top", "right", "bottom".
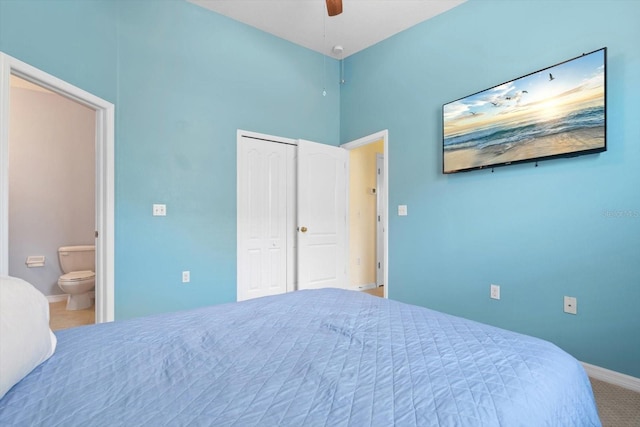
[
  {"left": 237, "top": 135, "right": 294, "bottom": 301},
  {"left": 297, "top": 139, "right": 348, "bottom": 290}
]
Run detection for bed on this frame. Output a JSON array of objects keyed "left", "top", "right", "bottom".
[{"left": 0, "top": 277, "right": 601, "bottom": 426}]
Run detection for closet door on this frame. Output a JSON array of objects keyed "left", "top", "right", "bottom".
[
  {"left": 297, "top": 139, "right": 348, "bottom": 290},
  {"left": 237, "top": 136, "right": 294, "bottom": 301}
]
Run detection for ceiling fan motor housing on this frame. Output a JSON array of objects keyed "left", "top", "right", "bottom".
[{"left": 326, "top": 0, "right": 343, "bottom": 16}]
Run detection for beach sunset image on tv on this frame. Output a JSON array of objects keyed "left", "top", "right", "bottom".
[{"left": 443, "top": 48, "right": 606, "bottom": 173}]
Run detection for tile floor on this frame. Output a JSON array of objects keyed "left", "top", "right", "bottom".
[{"left": 49, "top": 300, "right": 95, "bottom": 331}]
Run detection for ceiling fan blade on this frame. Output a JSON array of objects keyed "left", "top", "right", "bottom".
[{"left": 326, "top": 0, "right": 343, "bottom": 16}]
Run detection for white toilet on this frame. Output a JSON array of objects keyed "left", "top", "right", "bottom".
[{"left": 57, "top": 245, "right": 95, "bottom": 310}]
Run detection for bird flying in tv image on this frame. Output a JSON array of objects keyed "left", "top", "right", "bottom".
[{"left": 443, "top": 48, "right": 606, "bottom": 173}]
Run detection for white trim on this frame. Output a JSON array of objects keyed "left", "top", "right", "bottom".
[
  {"left": 375, "top": 153, "right": 384, "bottom": 287},
  {"left": 582, "top": 362, "right": 640, "bottom": 393},
  {"left": 0, "top": 52, "right": 114, "bottom": 323},
  {"left": 341, "top": 130, "right": 389, "bottom": 299},
  {"left": 0, "top": 55, "right": 9, "bottom": 275},
  {"left": 46, "top": 294, "right": 68, "bottom": 303},
  {"left": 344, "top": 147, "right": 350, "bottom": 291}
]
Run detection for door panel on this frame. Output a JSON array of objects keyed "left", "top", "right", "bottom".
[
  {"left": 237, "top": 137, "right": 292, "bottom": 301},
  {"left": 297, "top": 139, "right": 348, "bottom": 290}
]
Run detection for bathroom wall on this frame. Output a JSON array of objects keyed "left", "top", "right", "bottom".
[{"left": 8, "top": 78, "right": 96, "bottom": 296}]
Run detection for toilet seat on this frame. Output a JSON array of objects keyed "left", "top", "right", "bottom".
[{"left": 59, "top": 271, "right": 95, "bottom": 282}]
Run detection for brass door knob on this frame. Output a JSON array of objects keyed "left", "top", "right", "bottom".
[{"left": 299, "top": 226, "right": 308, "bottom": 233}]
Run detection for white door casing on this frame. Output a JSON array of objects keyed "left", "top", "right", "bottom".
[
  {"left": 237, "top": 132, "right": 295, "bottom": 301},
  {"left": 376, "top": 153, "right": 385, "bottom": 287},
  {"left": 297, "top": 139, "right": 348, "bottom": 290},
  {"left": 0, "top": 52, "right": 115, "bottom": 322}
]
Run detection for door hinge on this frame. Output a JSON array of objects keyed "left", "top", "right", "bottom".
[{"left": 95, "top": 230, "right": 99, "bottom": 238}]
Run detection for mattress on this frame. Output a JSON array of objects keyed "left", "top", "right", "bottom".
[{"left": 0, "top": 289, "right": 601, "bottom": 426}]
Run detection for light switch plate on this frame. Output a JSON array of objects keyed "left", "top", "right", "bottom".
[
  {"left": 490, "top": 284, "right": 500, "bottom": 300},
  {"left": 398, "top": 205, "right": 408, "bottom": 216}
]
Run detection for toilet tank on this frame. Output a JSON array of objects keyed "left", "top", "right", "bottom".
[{"left": 58, "top": 245, "right": 95, "bottom": 273}]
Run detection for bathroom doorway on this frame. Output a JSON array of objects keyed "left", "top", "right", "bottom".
[
  {"left": 8, "top": 75, "right": 96, "bottom": 328},
  {"left": 0, "top": 52, "right": 115, "bottom": 323}
]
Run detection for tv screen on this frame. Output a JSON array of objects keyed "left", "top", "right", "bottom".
[{"left": 443, "top": 47, "right": 606, "bottom": 174}]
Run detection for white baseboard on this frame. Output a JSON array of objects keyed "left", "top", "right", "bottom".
[
  {"left": 46, "top": 294, "right": 68, "bottom": 303},
  {"left": 582, "top": 361, "right": 640, "bottom": 393}
]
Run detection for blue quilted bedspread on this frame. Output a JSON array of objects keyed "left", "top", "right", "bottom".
[{"left": 0, "top": 289, "right": 600, "bottom": 426}]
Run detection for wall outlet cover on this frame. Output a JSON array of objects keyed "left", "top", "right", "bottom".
[
  {"left": 153, "top": 204, "right": 167, "bottom": 216},
  {"left": 564, "top": 296, "right": 577, "bottom": 314}
]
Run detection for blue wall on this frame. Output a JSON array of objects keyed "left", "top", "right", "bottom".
[
  {"left": 114, "top": 1, "right": 339, "bottom": 317},
  {"left": 0, "top": 0, "right": 340, "bottom": 318},
  {"left": 341, "top": 0, "right": 640, "bottom": 378},
  {"left": 2, "top": 0, "right": 638, "bottom": 378},
  {"left": 0, "top": 0, "right": 117, "bottom": 102}
]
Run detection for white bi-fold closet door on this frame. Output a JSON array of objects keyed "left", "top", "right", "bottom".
[{"left": 237, "top": 132, "right": 348, "bottom": 301}]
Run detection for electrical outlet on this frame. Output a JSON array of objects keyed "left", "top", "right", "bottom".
[
  {"left": 153, "top": 204, "right": 167, "bottom": 216},
  {"left": 490, "top": 284, "right": 500, "bottom": 300},
  {"left": 564, "top": 296, "right": 577, "bottom": 314},
  {"left": 182, "top": 271, "right": 190, "bottom": 283}
]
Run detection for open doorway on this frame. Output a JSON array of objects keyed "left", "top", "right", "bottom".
[
  {"left": 0, "top": 52, "right": 115, "bottom": 323},
  {"left": 9, "top": 75, "right": 96, "bottom": 329},
  {"left": 342, "top": 130, "right": 389, "bottom": 299}
]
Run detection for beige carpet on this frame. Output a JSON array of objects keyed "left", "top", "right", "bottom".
[{"left": 591, "top": 378, "right": 640, "bottom": 427}]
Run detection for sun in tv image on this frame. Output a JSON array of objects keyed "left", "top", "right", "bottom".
[{"left": 443, "top": 48, "right": 606, "bottom": 173}]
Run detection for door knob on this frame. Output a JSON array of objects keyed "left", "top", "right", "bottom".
[{"left": 299, "top": 226, "right": 308, "bottom": 233}]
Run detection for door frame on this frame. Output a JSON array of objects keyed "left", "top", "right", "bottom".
[
  {"left": 341, "top": 130, "right": 389, "bottom": 298},
  {"left": 375, "top": 153, "right": 384, "bottom": 287},
  {"left": 0, "top": 52, "right": 115, "bottom": 323}
]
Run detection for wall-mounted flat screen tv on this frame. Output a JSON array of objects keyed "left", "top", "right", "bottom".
[{"left": 443, "top": 47, "right": 606, "bottom": 174}]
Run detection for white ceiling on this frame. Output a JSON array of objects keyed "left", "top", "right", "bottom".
[{"left": 188, "top": 0, "right": 467, "bottom": 58}]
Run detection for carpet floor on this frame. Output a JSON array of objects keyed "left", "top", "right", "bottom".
[{"left": 591, "top": 377, "right": 640, "bottom": 426}]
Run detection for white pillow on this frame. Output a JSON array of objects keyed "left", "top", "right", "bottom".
[{"left": 0, "top": 276, "right": 57, "bottom": 399}]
